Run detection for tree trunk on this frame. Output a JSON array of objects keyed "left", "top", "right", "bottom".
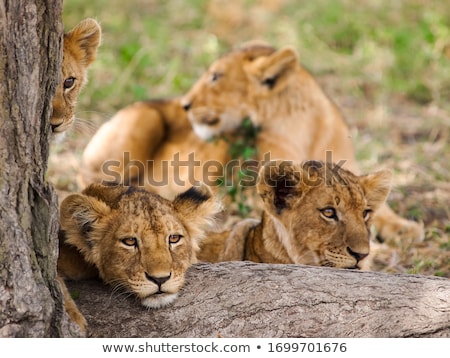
[
  {"left": 0, "top": 0, "right": 77, "bottom": 337},
  {"left": 68, "top": 262, "right": 450, "bottom": 338}
]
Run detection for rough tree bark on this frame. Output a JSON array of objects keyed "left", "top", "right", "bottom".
[
  {"left": 0, "top": 0, "right": 79, "bottom": 337},
  {"left": 68, "top": 262, "right": 450, "bottom": 338}
]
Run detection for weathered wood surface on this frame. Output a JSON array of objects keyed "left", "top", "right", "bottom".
[{"left": 67, "top": 261, "right": 450, "bottom": 338}]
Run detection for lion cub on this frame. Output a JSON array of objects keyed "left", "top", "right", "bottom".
[
  {"left": 58, "top": 183, "right": 222, "bottom": 330},
  {"left": 51, "top": 18, "right": 101, "bottom": 133},
  {"left": 198, "top": 160, "right": 392, "bottom": 269}
]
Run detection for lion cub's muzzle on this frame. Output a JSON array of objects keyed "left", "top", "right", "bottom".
[
  {"left": 189, "top": 107, "right": 221, "bottom": 127},
  {"left": 345, "top": 247, "right": 369, "bottom": 270},
  {"left": 145, "top": 272, "right": 171, "bottom": 294},
  {"left": 201, "top": 116, "right": 220, "bottom": 126},
  {"left": 347, "top": 247, "right": 368, "bottom": 263},
  {"left": 139, "top": 271, "right": 179, "bottom": 309}
]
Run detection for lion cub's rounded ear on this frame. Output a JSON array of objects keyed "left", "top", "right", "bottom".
[
  {"left": 65, "top": 18, "right": 102, "bottom": 66},
  {"left": 59, "top": 192, "right": 111, "bottom": 255},
  {"left": 359, "top": 170, "right": 393, "bottom": 211},
  {"left": 173, "top": 183, "right": 223, "bottom": 238},
  {"left": 257, "top": 160, "right": 302, "bottom": 215},
  {"left": 244, "top": 46, "right": 298, "bottom": 91}
]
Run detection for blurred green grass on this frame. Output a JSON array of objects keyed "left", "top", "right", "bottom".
[{"left": 55, "top": 0, "right": 450, "bottom": 277}]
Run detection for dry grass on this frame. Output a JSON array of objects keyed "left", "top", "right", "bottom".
[{"left": 50, "top": 0, "right": 450, "bottom": 277}]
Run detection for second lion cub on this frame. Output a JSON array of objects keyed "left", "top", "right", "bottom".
[{"left": 198, "top": 160, "right": 392, "bottom": 269}]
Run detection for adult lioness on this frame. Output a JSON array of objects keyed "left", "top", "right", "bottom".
[
  {"left": 181, "top": 43, "right": 423, "bottom": 243},
  {"left": 51, "top": 18, "right": 101, "bottom": 133},
  {"left": 58, "top": 182, "right": 222, "bottom": 330},
  {"left": 198, "top": 160, "right": 392, "bottom": 269}
]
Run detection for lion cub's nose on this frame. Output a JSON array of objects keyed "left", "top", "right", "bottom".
[
  {"left": 347, "top": 247, "right": 368, "bottom": 262},
  {"left": 145, "top": 272, "right": 171, "bottom": 287}
]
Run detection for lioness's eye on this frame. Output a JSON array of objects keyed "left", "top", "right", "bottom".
[
  {"left": 122, "top": 237, "right": 137, "bottom": 247},
  {"left": 363, "top": 209, "right": 372, "bottom": 221},
  {"left": 320, "top": 207, "right": 338, "bottom": 220},
  {"left": 63, "top": 77, "right": 75, "bottom": 89},
  {"left": 168, "top": 234, "right": 183, "bottom": 244}
]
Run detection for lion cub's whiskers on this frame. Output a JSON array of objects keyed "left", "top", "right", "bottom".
[
  {"left": 72, "top": 114, "right": 102, "bottom": 136},
  {"left": 108, "top": 279, "right": 136, "bottom": 303}
]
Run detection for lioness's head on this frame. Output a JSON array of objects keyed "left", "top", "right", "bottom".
[
  {"left": 181, "top": 43, "right": 299, "bottom": 140},
  {"left": 257, "top": 160, "right": 392, "bottom": 268},
  {"left": 60, "top": 183, "right": 222, "bottom": 308},
  {"left": 51, "top": 18, "right": 101, "bottom": 133}
]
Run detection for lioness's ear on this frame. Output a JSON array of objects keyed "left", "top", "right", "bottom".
[
  {"left": 65, "top": 18, "right": 102, "bottom": 66},
  {"left": 257, "top": 160, "right": 302, "bottom": 215},
  {"left": 60, "top": 192, "right": 111, "bottom": 261},
  {"left": 359, "top": 170, "right": 393, "bottom": 211},
  {"left": 244, "top": 46, "right": 298, "bottom": 91},
  {"left": 173, "top": 183, "right": 223, "bottom": 240}
]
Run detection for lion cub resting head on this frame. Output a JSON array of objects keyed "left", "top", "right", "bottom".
[
  {"left": 199, "top": 160, "right": 392, "bottom": 269},
  {"left": 58, "top": 182, "right": 222, "bottom": 309},
  {"left": 51, "top": 18, "right": 101, "bottom": 133}
]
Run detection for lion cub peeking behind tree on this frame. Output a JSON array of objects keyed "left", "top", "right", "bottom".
[
  {"left": 51, "top": 18, "right": 101, "bottom": 134},
  {"left": 198, "top": 160, "right": 392, "bottom": 270}
]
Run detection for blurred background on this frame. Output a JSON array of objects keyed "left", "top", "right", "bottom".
[{"left": 50, "top": 0, "right": 450, "bottom": 277}]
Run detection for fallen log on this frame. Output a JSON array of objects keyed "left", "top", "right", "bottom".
[{"left": 67, "top": 261, "right": 450, "bottom": 338}]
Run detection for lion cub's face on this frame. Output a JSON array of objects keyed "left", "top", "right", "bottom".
[
  {"left": 257, "top": 160, "right": 392, "bottom": 269},
  {"left": 60, "top": 183, "right": 221, "bottom": 308},
  {"left": 51, "top": 18, "right": 101, "bottom": 133},
  {"left": 181, "top": 44, "right": 297, "bottom": 140}
]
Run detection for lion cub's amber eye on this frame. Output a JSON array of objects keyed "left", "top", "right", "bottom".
[
  {"left": 63, "top": 77, "right": 75, "bottom": 89},
  {"left": 363, "top": 209, "right": 372, "bottom": 221},
  {"left": 122, "top": 237, "right": 137, "bottom": 247},
  {"left": 320, "top": 207, "right": 338, "bottom": 220},
  {"left": 168, "top": 234, "right": 183, "bottom": 244}
]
